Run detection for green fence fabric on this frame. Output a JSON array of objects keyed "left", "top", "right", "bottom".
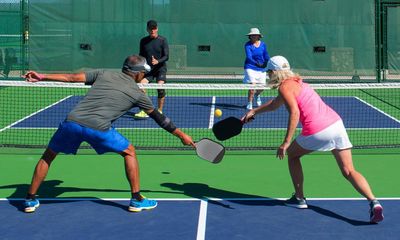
[
  {"left": 1, "top": 0, "right": 400, "bottom": 79},
  {"left": 26, "top": 0, "right": 377, "bottom": 76},
  {"left": 388, "top": 7, "right": 400, "bottom": 75},
  {"left": 0, "top": 0, "right": 23, "bottom": 78}
]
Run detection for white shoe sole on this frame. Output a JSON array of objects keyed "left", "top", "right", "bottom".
[
  {"left": 133, "top": 115, "right": 149, "bottom": 119},
  {"left": 24, "top": 203, "right": 40, "bottom": 213},
  {"left": 284, "top": 203, "right": 308, "bottom": 209},
  {"left": 128, "top": 203, "right": 158, "bottom": 212}
]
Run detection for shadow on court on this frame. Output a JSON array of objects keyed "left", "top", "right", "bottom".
[
  {"left": 0, "top": 181, "right": 375, "bottom": 225},
  {"left": 189, "top": 102, "right": 246, "bottom": 110},
  {"left": 307, "top": 204, "right": 373, "bottom": 226},
  {"left": 0, "top": 180, "right": 129, "bottom": 212},
  {"left": 146, "top": 182, "right": 372, "bottom": 226}
]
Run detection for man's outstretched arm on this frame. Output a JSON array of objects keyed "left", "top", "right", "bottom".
[
  {"left": 24, "top": 71, "right": 86, "bottom": 83},
  {"left": 146, "top": 108, "right": 195, "bottom": 147}
]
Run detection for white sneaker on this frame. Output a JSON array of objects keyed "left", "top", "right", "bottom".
[
  {"left": 246, "top": 102, "right": 252, "bottom": 110},
  {"left": 256, "top": 95, "right": 262, "bottom": 106}
]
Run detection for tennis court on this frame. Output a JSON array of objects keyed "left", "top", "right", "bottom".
[
  {"left": 1, "top": 82, "right": 399, "bottom": 239},
  {"left": 1, "top": 150, "right": 400, "bottom": 240},
  {"left": 1, "top": 199, "right": 400, "bottom": 239},
  {"left": 8, "top": 95, "right": 400, "bottom": 129},
  {"left": 0, "top": 82, "right": 399, "bottom": 239},
  {"left": 1, "top": 82, "right": 400, "bottom": 149},
  {"left": 1, "top": 0, "right": 400, "bottom": 239}
]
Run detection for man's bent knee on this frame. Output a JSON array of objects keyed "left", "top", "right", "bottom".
[
  {"left": 121, "top": 144, "right": 136, "bottom": 157},
  {"left": 41, "top": 148, "right": 58, "bottom": 165}
]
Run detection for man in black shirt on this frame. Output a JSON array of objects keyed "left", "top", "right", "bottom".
[{"left": 135, "top": 20, "right": 169, "bottom": 118}]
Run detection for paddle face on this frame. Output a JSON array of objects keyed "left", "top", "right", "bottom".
[
  {"left": 212, "top": 117, "right": 243, "bottom": 141},
  {"left": 195, "top": 138, "right": 225, "bottom": 164}
]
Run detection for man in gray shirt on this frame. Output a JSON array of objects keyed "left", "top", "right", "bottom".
[{"left": 23, "top": 55, "right": 194, "bottom": 213}]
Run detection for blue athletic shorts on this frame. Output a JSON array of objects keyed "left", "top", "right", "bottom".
[{"left": 48, "top": 121, "right": 130, "bottom": 154}]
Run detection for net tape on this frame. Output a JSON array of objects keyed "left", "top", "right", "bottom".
[{"left": 2, "top": 81, "right": 400, "bottom": 90}]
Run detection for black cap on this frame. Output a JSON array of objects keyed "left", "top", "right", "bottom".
[{"left": 147, "top": 20, "right": 158, "bottom": 29}]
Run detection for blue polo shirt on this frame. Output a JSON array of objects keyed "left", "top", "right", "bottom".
[{"left": 244, "top": 41, "right": 270, "bottom": 71}]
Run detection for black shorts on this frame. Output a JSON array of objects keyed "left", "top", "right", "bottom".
[{"left": 145, "top": 68, "right": 167, "bottom": 82}]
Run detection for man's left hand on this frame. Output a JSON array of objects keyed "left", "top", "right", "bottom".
[
  {"left": 180, "top": 133, "right": 195, "bottom": 147},
  {"left": 151, "top": 56, "right": 159, "bottom": 65},
  {"left": 24, "top": 71, "right": 44, "bottom": 82}
]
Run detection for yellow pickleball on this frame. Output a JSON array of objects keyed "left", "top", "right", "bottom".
[{"left": 214, "top": 109, "right": 222, "bottom": 118}]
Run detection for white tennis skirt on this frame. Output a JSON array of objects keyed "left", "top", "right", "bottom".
[
  {"left": 296, "top": 120, "right": 353, "bottom": 151},
  {"left": 243, "top": 69, "right": 267, "bottom": 84}
]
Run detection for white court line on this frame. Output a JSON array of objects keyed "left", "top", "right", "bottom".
[
  {"left": 2, "top": 197, "right": 400, "bottom": 201},
  {"left": 208, "top": 96, "right": 216, "bottom": 129},
  {"left": 196, "top": 199, "right": 208, "bottom": 240},
  {"left": 10, "top": 127, "right": 400, "bottom": 131},
  {"left": 207, "top": 197, "right": 400, "bottom": 201},
  {"left": 354, "top": 96, "right": 400, "bottom": 124},
  {"left": 0, "top": 198, "right": 202, "bottom": 201},
  {"left": 0, "top": 95, "right": 73, "bottom": 133}
]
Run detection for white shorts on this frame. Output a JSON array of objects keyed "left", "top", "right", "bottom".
[
  {"left": 295, "top": 120, "right": 353, "bottom": 151},
  {"left": 243, "top": 69, "right": 267, "bottom": 84}
]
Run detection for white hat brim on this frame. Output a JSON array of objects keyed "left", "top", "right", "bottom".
[{"left": 246, "top": 33, "right": 263, "bottom": 37}]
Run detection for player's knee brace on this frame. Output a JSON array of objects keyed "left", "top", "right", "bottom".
[{"left": 157, "top": 89, "right": 166, "bottom": 98}]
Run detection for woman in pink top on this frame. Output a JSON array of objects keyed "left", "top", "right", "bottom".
[{"left": 242, "top": 56, "right": 383, "bottom": 223}]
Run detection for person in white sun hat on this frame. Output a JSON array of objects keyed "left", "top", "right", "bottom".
[
  {"left": 242, "top": 55, "right": 384, "bottom": 223},
  {"left": 243, "top": 27, "right": 270, "bottom": 110}
]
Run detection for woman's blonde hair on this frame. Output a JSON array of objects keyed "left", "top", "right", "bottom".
[{"left": 267, "top": 70, "right": 300, "bottom": 89}]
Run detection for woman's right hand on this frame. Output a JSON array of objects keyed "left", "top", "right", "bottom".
[
  {"left": 276, "top": 142, "right": 290, "bottom": 160},
  {"left": 241, "top": 110, "right": 256, "bottom": 123}
]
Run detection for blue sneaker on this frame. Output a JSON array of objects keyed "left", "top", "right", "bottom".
[
  {"left": 369, "top": 199, "right": 384, "bottom": 223},
  {"left": 24, "top": 199, "right": 40, "bottom": 213},
  {"left": 284, "top": 194, "right": 308, "bottom": 209},
  {"left": 128, "top": 197, "right": 157, "bottom": 212}
]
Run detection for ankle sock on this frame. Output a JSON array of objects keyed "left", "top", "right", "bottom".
[
  {"left": 26, "top": 193, "right": 36, "bottom": 200},
  {"left": 132, "top": 192, "right": 144, "bottom": 201}
]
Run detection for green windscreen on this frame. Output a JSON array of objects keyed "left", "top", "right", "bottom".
[
  {"left": 1, "top": 0, "right": 399, "bottom": 81},
  {"left": 0, "top": 0, "right": 23, "bottom": 79},
  {"left": 387, "top": 6, "right": 400, "bottom": 78},
  {"left": 25, "top": 0, "right": 379, "bottom": 79}
]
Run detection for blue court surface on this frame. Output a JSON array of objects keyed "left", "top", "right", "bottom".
[
  {"left": 0, "top": 198, "right": 398, "bottom": 240},
  {"left": 11, "top": 96, "right": 400, "bottom": 129}
]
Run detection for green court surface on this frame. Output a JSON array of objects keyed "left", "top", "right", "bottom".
[
  {"left": 1, "top": 149, "right": 399, "bottom": 199},
  {"left": 1, "top": 83, "right": 399, "bottom": 199}
]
